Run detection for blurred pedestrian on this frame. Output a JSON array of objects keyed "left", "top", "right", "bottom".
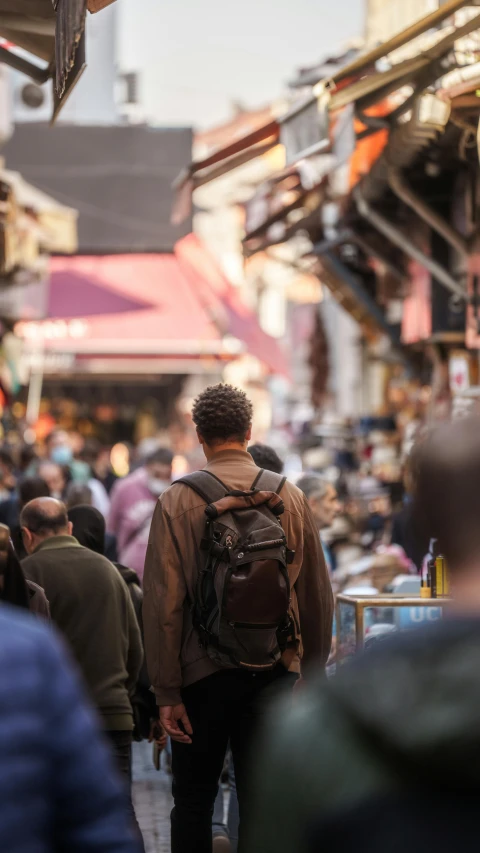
[
  {"left": 66, "top": 486, "right": 117, "bottom": 560},
  {"left": 248, "top": 443, "right": 283, "bottom": 474},
  {"left": 246, "top": 416, "right": 480, "bottom": 853},
  {"left": 0, "top": 448, "right": 15, "bottom": 503},
  {"left": 38, "top": 460, "right": 69, "bottom": 501},
  {"left": 45, "top": 430, "right": 110, "bottom": 516},
  {"left": 68, "top": 504, "right": 142, "bottom": 624},
  {"left": 83, "top": 438, "right": 119, "bottom": 495},
  {"left": 0, "top": 602, "right": 142, "bottom": 852},
  {"left": 17, "top": 443, "right": 38, "bottom": 477},
  {"left": 391, "top": 448, "right": 429, "bottom": 572},
  {"left": 297, "top": 475, "right": 341, "bottom": 572},
  {"left": 109, "top": 447, "right": 173, "bottom": 582},
  {"left": 0, "top": 523, "right": 49, "bottom": 617},
  {"left": 0, "top": 475, "right": 50, "bottom": 558},
  {"left": 66, "top": 481, "right": 93, "bottom": 509},
  {"left": 143, "top": 384, "right": 333, "bottom": 853},
  {"left": 20, "top": 497, "right": 144, "bottom": 846}
]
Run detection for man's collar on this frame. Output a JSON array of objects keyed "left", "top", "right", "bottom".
[
  {"left": 205, "top": 449, "right": 255, "bottom": 467},
  {"left": 32, "top": 535, "right": 82, "bottom": 555}
]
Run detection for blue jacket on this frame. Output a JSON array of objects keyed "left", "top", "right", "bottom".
[{"left": 0, "top": 604, "right": 141, "bottom": 853}]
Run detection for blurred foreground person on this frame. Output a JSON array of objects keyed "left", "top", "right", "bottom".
[
  {"left": 20, "top": 498, "right": 144, "bottom": 846},
  {"left": 248, "top": 416, "right": 480, "bottom": 853},
  {"left": 144, "top": 384, "right": 333, "bottom": 853},
  {"left": 109, "top": 447, "right": 173, "bottom": 582},
  {"left": 0, "top": 604, "right": 142, "bottom": 852}
]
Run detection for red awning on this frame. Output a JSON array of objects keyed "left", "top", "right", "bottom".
[
  {"left": 175, "top": 234, "right": 290, "bottom": 378},
  {"left": 17, "top": 247, "right": 289, "bottom": 378},
  {"left": 48, "top": 264, "right": 155, "bottom": 318},
  {"left": 38, "top": 254, "right": 224, "bottom": 355}
]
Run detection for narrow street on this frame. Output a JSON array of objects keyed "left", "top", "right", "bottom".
[{"left": 133, "top": 742, "right": 172, "bottom": 853}]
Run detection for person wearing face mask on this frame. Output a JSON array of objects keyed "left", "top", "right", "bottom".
[
  {"left": 108, "top": 447, "right": 173, "bottom": 584},
  {"left": 44, "top": 429, "right": 110, "bottom": 517}
]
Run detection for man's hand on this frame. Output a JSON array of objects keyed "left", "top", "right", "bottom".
[
  {"left": 159, "top": 704, "right": 193, "bottom": 744},
  {"left": 149, "top": 719, "right": 168, "bottom": 750}
]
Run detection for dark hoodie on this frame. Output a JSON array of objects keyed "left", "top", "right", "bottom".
[
  {"left": 68, "top": 506, "right": 142, "bottom": 621},
  {"left": 247, "top": 619, "right": 480, "bottom": 853}
]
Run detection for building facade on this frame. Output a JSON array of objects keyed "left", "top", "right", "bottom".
[{"left": 366, "top": 0, "right": 438, "bottom": 46}]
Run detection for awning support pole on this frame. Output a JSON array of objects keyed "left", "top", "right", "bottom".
[
  {"left": 355, "top": 190, "right": 467, "bottom": 300},
  {"left": 388, "top": 167, "right": 469, "bottom": 258}
]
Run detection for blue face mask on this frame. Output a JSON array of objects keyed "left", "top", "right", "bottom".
[{"left": 51, "top": 445, "right": 73, "bottom": 466}]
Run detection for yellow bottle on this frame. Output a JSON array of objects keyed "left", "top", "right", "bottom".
[{"left": 434, "top": 555, "right": 449, "bottom": 598}]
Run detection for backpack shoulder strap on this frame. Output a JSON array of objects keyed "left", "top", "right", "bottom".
[
  {"left": 176, "top": 470, "right": 228, "bottom": 505},
  {"left": 252, "top": 468, "right": 287, "bottom": 495}
]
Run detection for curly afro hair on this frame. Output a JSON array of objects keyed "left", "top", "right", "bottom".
[{"left": 192, "top": 384, "right": 253, "bottom": 446}]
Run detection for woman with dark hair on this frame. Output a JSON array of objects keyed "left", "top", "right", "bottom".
[
  {"left": 0, "top": 524, "right": 49, "bottom": 617},
  {"left": 67, "top": 500, "right": 118, "bottom": 561}
]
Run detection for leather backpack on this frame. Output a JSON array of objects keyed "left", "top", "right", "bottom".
[{"left": 177, "top": 468, "right": 295, "bottom": 671}]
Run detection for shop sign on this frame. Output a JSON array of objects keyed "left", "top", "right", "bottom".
[
  {"left": 15, "top": 318, "right": 89, "bottom": 341},
  {"left": 449, "top": 352, "right": 471, "bottom": 396},
  {"left": 280, "top": 97, "right": 329, "bottom": 165},
  {"left": 22, "top": 352, "right": 75, "bottom": 373},
  {"left": 397, "top": 606, "right": 443, "bottom": 630}
]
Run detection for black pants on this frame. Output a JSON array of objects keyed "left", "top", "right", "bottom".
[
  {"left": 171, "top": 666, "right": 297, "bottom": 853},
  {"left": 106, "top": 730, "right": 145, "bottom": 853}
]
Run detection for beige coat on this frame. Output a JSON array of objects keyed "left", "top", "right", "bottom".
[{"left": 143, "top": 450, "right": 333, "bottom": 706}]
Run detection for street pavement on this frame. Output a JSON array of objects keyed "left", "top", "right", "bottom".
[{"left": 133, "top": 741, "right": 172, "bottom": 853}]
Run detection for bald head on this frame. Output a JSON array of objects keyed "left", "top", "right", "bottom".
[{"left": 20, "top": 497, "right": 71, "bottom": 555}]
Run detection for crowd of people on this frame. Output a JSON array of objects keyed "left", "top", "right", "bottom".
[{"left": 0, "top": 384, "right": 478, "bottom": 852}]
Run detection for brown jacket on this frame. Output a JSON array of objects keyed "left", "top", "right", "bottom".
[{"left": 143, "top": 450, "right": 333, "bottom": 706}]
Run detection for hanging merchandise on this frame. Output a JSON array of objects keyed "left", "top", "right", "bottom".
[
  {"left": 449, "top": 350, "right": 473, "bottom": 396},
  {"left": 0, "top": 331, "right": 27, "bottom": 396}
]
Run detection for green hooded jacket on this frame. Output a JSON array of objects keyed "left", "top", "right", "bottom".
[{"left": 246, "top": 619, "right": 480, "bottom": 853}]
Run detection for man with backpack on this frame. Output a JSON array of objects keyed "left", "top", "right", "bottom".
[{"left": 143, "top": 384, "right": 333, "bottom": 853}]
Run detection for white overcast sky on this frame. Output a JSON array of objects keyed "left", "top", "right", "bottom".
[{"left": 118, "top": 0, "right": 365, "bottom": 129}]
